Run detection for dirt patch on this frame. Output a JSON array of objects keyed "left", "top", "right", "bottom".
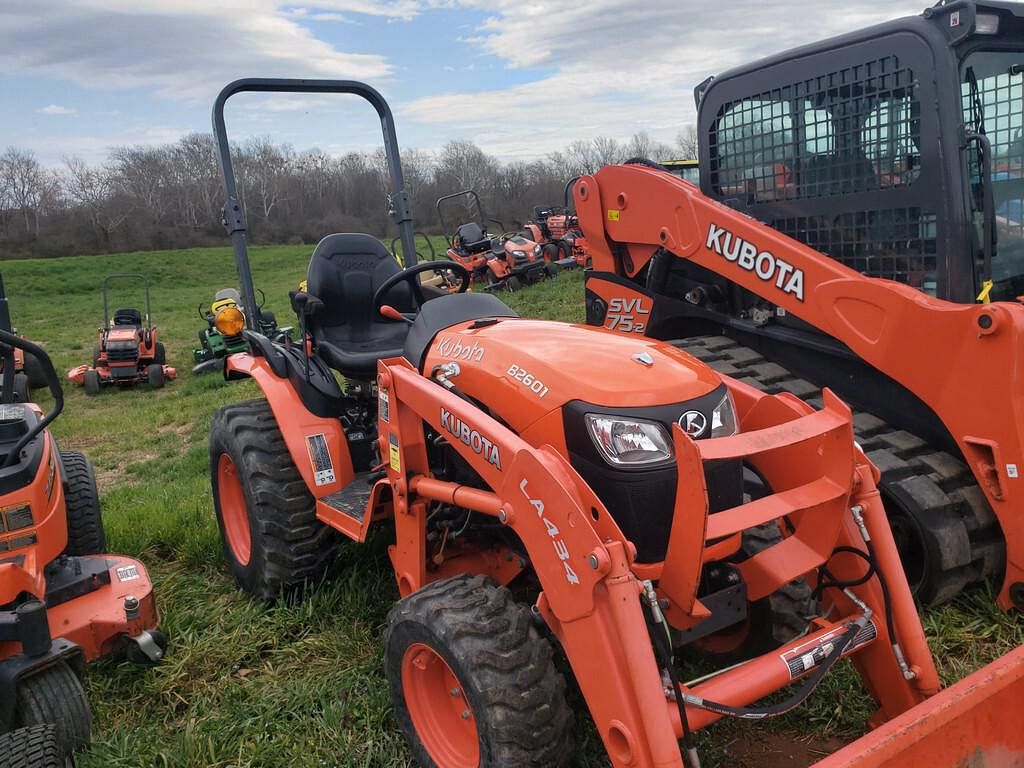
[{"left": 721, "top": 731, "right": 850, "bottom": 768}]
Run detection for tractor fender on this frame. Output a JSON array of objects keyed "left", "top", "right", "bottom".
[{"left": 224, "top": 353, "right": 353, "bottom": 498}]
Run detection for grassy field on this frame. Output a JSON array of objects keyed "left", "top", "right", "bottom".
[{"left": 3, "top": 242, "right": 1020, "bottom": 768}]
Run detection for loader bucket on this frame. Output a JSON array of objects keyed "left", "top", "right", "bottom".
[{"left": 814, "top": 646, "right": 1024, "bottom": 768}]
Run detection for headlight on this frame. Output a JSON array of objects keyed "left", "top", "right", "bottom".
[
  {"left": 215, "top": 306, "right": 246, "bottom": 336},
  {"left": 533, "top": 244, "right": 542, "bottom": 256},
  {"left": 585, "top": 414, "right": 674, "bottom": 466},
  {"left": 512, "top": 250, "right": 527, "bottom": 258},
  {"left": 710, "top": 392, "right": 738, "bottom": 437},
  {"left": 975, "top": 12, "right": 999, "bottom": 34}
]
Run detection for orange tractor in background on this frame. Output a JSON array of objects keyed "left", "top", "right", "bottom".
[
  {"left": 206, "top": 77, "right": 949, "bottom": 768},
  {"left": 67, "top": 274, "right": 176, "bottom": 394},
  {"left": 437, "top": 189, "right": 557, "bottom": 290}
]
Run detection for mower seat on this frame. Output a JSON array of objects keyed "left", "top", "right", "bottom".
[
  {"left": 113, "top": 308, "right": 142, "bottom": 328},
  {"left": 456, "top": 222, "right": 491, "bottom": 254},
  {"left": 403, "top": 292, "right": 518, "bottom": 370},
  {"left": 306, "top": 233, "right": 414, "bottom": 380}
]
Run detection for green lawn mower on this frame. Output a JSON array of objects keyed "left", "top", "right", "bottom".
[{"left": 192, "top": 288, "right": 292, "bottom": 374}]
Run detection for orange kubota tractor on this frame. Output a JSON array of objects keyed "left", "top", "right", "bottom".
[
  {"left": 207, "top": 77, "right": 942, "bottom": 768},
  {"left": 582, "top": 3, "right": 1024, "bottom": 611},
  {"left": 0, "top": 275, "right": 164, "bottom": 759}
]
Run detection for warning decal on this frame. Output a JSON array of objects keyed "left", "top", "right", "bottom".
[
  {"left": 389, "top": 432, "right": 401, "bottom": 472},
  {"left": 379, "top": 389, "right": 390, "bottom": 423},
  {"left": 116, "top": 565, "right": 140, "bottom": 582},
  {"left": 306, "top": 433, "right": 336, "bottom": 486},
  {"left": 780, "top": 620, "right": 876, "bottom": 680}
]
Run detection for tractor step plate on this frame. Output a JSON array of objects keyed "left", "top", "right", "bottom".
[{"left": 321, "top": 473, "right": 374, "bottom": 521}]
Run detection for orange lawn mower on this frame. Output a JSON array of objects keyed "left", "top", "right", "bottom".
[
  {"left": 207, "top": 78, "right": 941, "bottom": 768},
  {"left": 521, "top": 176, "right": 592, "bottom": 269},
  {"left": 67, "top": 274, "right": 175, "bottom": 394},
  {"left": 437, "top": 189, "right": 556, "bottom": 291},
  {"left": 0, "top": 279, "right": 165, "bottom": 760}
]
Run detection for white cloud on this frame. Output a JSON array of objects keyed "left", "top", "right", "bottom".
[
  {"left": 0, "top": 1, "right": 402, "bottom": 103},
  {"left": 37, "top": 104, "right": 77, "bottom": 115},
  {"left": 406, "top": 0, "right": 927, "bottom": 157}
]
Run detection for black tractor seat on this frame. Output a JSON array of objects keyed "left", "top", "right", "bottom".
[
  {"left": 306, "top": 233, "right": 415, "bottom": 380},
  {"left": 112, "top": 308, "right": 142, "bottom": 328},
  {"left": 403, "top": 292, "right": 518, "bottom": 370},
  {"left": 455, "top": 222, "right": 492, "bottom": 254}
]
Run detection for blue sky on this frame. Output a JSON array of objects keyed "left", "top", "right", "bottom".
[{"left": 0, "top": 1, "right": 924, "bottom": 166}]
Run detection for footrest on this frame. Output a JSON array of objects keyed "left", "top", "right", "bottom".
[{"left": 320, "top": 473, "right": 375, "bottom": 521}]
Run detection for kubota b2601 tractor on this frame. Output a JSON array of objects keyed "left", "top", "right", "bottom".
[{"left": 207, "top": 78, "right": 939, "bottom": 768}]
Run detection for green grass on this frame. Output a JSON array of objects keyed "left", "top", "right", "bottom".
[{"left": 2, "top": 244, "right": 1019, "bottom": 767}]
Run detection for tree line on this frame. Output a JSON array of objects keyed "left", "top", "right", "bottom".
[{"left": 0, "top": 127, "right": 698, "bottom": 260}]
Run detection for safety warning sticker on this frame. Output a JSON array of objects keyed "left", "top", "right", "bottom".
[
  {"left": 780, "top": 620, "right": 876, "bottom": 680},
  {"left": 379, "top": 389, "right": 390, "bottom": 423},
  {"left": 306, "top": 433, "right": 336, "bottom": 486},
  {"left": 116, "top": 565, "right": 140, "bottom": 582},
  {"left": 389, "top": 432, "right": 401, "bottom": 472}
]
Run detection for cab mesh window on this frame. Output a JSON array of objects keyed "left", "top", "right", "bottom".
[{"left": 707, "top": 55, "right": 936, "bottom": 291}]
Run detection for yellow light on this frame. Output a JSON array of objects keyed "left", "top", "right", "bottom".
[{"left": 215, "top": 306, "right": 246, "bottom": 336}]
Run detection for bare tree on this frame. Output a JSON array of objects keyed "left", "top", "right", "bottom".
[
  {"left": 0, "top": 148, "right": 47, "bottom": 236},
  {"left": 675, "top": 125, "right": 699, "bottom": 160}
]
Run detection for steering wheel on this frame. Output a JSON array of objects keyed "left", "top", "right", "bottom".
[{"left": 372, "top": 260, "right": 471, "bottom": 314}]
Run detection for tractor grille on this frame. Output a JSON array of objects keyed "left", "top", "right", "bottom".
[
  {"left": 222, "top": 332, "right": 244, "bottom": 348},
  {"left": 105, "top": 340, "right": 139, "bottom": 364},
  {"left": 511, "top": 252, "right": 532, "bottom": 268}
]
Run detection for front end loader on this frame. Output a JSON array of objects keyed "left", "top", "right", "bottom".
[{"left": 205, "top": 77, "right": 941, "bottom": 768}]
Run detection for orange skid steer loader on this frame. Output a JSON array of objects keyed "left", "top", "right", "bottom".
[{"left": 206, "top": 78, "right": 945, "bottom": 768}]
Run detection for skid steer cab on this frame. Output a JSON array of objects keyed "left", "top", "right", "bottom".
[{"left": 207, "top": 79, "right": 940, "bottom": 768}]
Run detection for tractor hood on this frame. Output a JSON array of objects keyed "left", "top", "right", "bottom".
[{"left": 419, "top": 315, "right": 722, "bottom": 436}]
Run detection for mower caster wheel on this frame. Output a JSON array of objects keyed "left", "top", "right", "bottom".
[
  {"left": 125, "top": 629, "right": 168, "bottom": 666},
  {"left": 82, "top": 370, "right": 100, "bottom": 396},
  {"left": 60, "top": 451, "right": 105, "bottom": 556},
  {"left": 0, "top": 725, "right": 72, "bottom": 768},
  {"left": 505, "top": 276, "right": 522, "bottom": 293},
  {"left": 16, "top": 661, "right": 91, "bottom": 756},
  {"left": 386, "top": 574, "right": 574, "bottom": 768},
  {"left": 147, "top": 363, "right": 165, "bottom": 388}
]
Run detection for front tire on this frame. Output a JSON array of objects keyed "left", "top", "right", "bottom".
[
  {"left": 13, "top": 373, "right": 30, "bottom": 403},
  {"left": 209, "top": 399, "right": 340, "bottom": 601},
  {"left": 385, "top": 574, "right": 573, "bottom": 768},
  {"left": 146, "top": 363, "right": 164, "bottom": 388},
  {"left": 24, "top": 353, "right": 47, "bottom": 390},
  {"left": 60, "top": 451, "right": 105, "bottom": 556},
  {"left": 82, "top": 370, "right": 100, "bottom": 396},
  {"left": 15, "top": 662, "right": 91, "bottom": 756},
  {"left": 153, "top": 342, "right": 166, "bottom": 366}
]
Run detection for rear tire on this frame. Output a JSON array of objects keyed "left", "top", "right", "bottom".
[
  {"left": 24, "top": 354, "right": 47, "bottom": 390},
  {"left": 82, "top": 371, "right": 100, "bottom": 396},
  {"left": 16, "top": 662, "right": 91, "bottom": 756},
  {"left": 541, "top": 243, "right": 559, "bottom": 262},
  {"left": 153, "top": 342, "right": 166, "bottom": 366},
  {"left": 209, "top": 399, "right": 340, "bottom": 601},
  {"left": 544, "top": 262, "right": 561, "bottom": 278},
  {"left": 0, "top": 725, "right": 71, "bottom": 768},
  {"left": 146, "top": 364, "right": 164, "bottom": 388},
  {"left": 385, "top": 574, "right": 573, "bottom": 768},
  {"left": 505, "top": 276, "right": 522, "bottom": 292},
  {"left": 60, "top": 451, "right": 105, "bottom": 556},
  {"left": 91, "top": 346, "right": 100, "bottom": 369}
]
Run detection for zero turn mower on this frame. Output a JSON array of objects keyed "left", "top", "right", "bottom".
[
  {"left": 0, "top": 277, "right": 165, "bottom": 758},
  {"left": 437, "top": 189, "right": 555, "bottom": 291},
  {"left": 67, "top": 274, "right": 175, "bottom": 394},
  {"left": 207, "top": 78, "right": 940, "bottom": 768},
  {"left": 522, "top": 177, "right": 592, "bottom": 269},
  {"left": 193, "top": 287, "right": 292, "bottom": 374}
]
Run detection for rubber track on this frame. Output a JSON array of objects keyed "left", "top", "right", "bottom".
[
  {"left": 211, "top": 399, "right": 340, "bottom": 600},
  {"left": 676, "top": 335, "right": 1005, "bottom": 606},
  {"left": 386, "top": 574, "right": 574, "bottom": 767},
  {"left": 16, "top": 662, "right": 91, "bottom": 756},
  {"left": 0, "top": 725, "right": 66, "bottom": 768},
  {"left": 60, "top": 450, "right": 106, "bottom": 556}
]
